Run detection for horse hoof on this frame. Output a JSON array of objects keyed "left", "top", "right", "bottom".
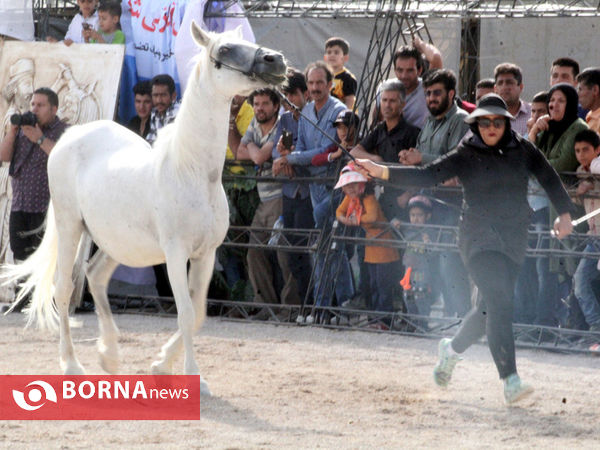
[
  {"left": 99, "top": 353, "right": 119, "bottom": 374},
  {"left": 151, "top": 361, "right": 172, "bottom": 375},
  {"left": 63, "top": 362, "right": 86, "bottom": 375},
  {"left": 98, "top": 342, "right": 119, "bottom": 374},
  {"left": 200, "top": 377, "right": 211, "bottom": 396}
]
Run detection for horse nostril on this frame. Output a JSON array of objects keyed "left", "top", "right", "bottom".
[{"left": 263, "top": 55, "right": 275, "bottom": 63}]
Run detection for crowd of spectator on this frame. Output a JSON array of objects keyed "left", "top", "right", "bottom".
[
  {"left": 222, "top": 35, "right": 600, "bottom": 333},
  {"left": 2, "top": 1, "right": 600, "bottom": 335}
]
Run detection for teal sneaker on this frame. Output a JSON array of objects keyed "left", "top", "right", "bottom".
[
  {"left": 503, "top": 373, "right": 534, "bottom": 405},
  {"left": 433, "top": 338, "right": 462, "bottom": 387}
]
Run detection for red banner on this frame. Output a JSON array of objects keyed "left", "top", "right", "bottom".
[{"left": 0, "top": 375, "right": 200, "bottom": 420}]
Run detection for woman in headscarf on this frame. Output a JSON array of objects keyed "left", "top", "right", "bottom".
[
  {"left": 356, "top": 94, "right": 574, "bottom": 405},
  {"left": 528, "top": 82, "right": 589, "bottom": 174},
  {"left": 528, "top": 83, "right": 589, "bottom": 320}
]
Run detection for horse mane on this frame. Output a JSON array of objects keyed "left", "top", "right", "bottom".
[{"left": 153, "top": 33, "right": 227, "bottom": 185}]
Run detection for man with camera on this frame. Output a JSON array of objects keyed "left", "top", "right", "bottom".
[
  {"left": 238, "top": 87, "right": 302, "bottom": 314},
  {"left": 272, "top": 70, "right": 314, "bottom": 307},
  {"left": 0, "top": 87, "right": 67, "bottom": 266}
]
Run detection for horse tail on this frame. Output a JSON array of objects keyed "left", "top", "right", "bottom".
[{"left": 2, "top": 202, "right": 59, "bottom": 331}]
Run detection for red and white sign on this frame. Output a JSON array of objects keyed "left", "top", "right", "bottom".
[{"left": 0, "top": 375, "right": 200, "bottom": 420}]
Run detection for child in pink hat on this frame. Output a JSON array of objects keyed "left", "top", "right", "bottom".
[{"left": 335, "top": 163, "right": 400, "bottom": 328}]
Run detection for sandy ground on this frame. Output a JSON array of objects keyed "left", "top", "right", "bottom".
[{"left": 1, "top": 311, "right": 599, "bottom": 449}]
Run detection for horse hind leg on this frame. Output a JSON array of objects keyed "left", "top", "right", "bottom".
[
  {"left": 85, "top": 249, "right": 120, "bottom": 373},
  {"left": 55, "top": 226, "right": 86, "bottom": 375}
]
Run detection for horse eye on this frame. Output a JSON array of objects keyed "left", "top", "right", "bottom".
[{"left": 219, "top": 47, "right": 230, "bottom": 55}]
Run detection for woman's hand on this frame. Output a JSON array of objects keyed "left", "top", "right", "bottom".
[
  {"left": 553, "top": 213, "right": 573, "bottom": 239},
  {"left": 355, "top": 158, "right": 385, "bottom": 179},
  {"left": 528, "top": 114, "right": 550, "bottom": 141}
]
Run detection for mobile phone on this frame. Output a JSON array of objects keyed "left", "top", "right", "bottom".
[
  {"left": 282, "top": 130, "right": 293, "bottom": 149},
  {"left": 82, "top": 23, "right": 91, "bottom": 30}
]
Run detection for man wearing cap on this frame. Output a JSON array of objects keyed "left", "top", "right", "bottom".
[
  {"left": 311, "top": 109, "right": 360, "bottom": 167},
  {"left": 397, "top": 68, "right": 471, "bottom": 318},
  {"left": 350, "top": 79, "right": 420, "bottom": 222}
]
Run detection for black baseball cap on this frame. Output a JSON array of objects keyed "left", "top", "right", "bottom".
[{"left": 333, "top": 109, "right": 360, "bottom": 128}]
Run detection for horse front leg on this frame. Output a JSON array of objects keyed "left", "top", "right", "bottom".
[
  {"left": 151, "top": 252, "right": 215, "bottom": 393},
  {"left": 160, "top": 249, "right": 199, "bottom": 375}
]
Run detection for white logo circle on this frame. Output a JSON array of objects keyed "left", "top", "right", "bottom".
[{"left": 12, "top": 381, "right": 58, "bottom": 411}]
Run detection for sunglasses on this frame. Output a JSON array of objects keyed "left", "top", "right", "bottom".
[
  {"left": 425, "top": 89, "right": 444, "bottom": 97},
  {"left": 477, "top": 117, "right": 505, "bottom": 129}
]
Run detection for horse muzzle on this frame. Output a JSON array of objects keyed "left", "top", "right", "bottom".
[{"left": 251, "top": 48, "right": 287, "bottom": 86}]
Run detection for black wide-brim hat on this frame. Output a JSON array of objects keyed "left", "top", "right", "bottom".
[{"left": 464, "top": 93, "right": 515, "bottom": 124}]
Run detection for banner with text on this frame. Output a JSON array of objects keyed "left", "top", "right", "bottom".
[{"left": 0, "top": 375, "right": 200, "bottom": 420}]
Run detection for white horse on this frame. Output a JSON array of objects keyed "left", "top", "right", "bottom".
[{"left": 3, "top": 22, "right": 286, "bottom": 394}]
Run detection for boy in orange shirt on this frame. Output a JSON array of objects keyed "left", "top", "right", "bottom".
[{"left": 335, "top": 164, "right": 400, "bottom": 327}]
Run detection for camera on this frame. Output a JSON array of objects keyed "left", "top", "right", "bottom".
[
  {"left": 282, "top": 130, "right": 293, "bottom": 149},
  {"left": 82, "top": 23, "right": 91, "bottom": 30},
  {"left": 10, "top": 112, "right": 37, "bottom": 127}
]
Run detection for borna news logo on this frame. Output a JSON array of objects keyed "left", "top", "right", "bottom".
[
  {"left": 0, "top": 375, "right": 201, "bottom": 420},
  {"left": 12, "top": 380, "right": 58, "bottom": 411}
]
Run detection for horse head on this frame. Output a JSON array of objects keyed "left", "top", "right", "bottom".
[{"left": 190, "top": 20, "right": 287, "bottom": 95}]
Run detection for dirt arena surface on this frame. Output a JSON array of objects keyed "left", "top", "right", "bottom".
[{"left": 1, "top": 311, "right": 599, "bottom": 449}]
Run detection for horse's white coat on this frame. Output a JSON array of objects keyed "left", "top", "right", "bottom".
[{"left": 3, "top": 23, "right": 286, "bottom": 393}]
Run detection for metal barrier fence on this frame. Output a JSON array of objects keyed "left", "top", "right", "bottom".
[{"left": 103, "top": 167, "right": 600, "bottom": 356}]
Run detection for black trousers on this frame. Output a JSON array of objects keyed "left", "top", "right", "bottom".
[
  {"left": 452, "top": 251, "right": 520, "bottom": 379},
  {"left": 9, "top": 210, "right": 46, "bottom": 261},
  {"left": 282, "top": 194, "right": 314, "bottom": 303}
]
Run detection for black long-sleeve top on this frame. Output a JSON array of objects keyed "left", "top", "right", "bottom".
[{"left": 386, "top": 131, "right": 574, "bottom": 264}]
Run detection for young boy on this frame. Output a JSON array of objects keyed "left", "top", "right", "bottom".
[
  {"left": 572, "top": 129, "right": 600, "bottom": 332},
  {"left": 62, "top": 0, "right": 99, "bottom": 46},
  {"left": 324, "top": 37, "right": 357, "bottom": 109},
  {"left": 311, "top": 109, "right": 359, "bottom": 167},
  {"left": 86, "top": 1, "right": 125, "bottom": 44}
]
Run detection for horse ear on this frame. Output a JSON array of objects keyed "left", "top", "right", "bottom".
[
  {"left": 234, "top": 25, "right": 243, "bottom": 39},
  {"left": 190, "top": 20, "right": 211, "bottom": 48}
]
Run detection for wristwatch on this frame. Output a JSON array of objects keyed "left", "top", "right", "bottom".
[{"left": 36, "top": 135, "right": 45, "bottom": 146}]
